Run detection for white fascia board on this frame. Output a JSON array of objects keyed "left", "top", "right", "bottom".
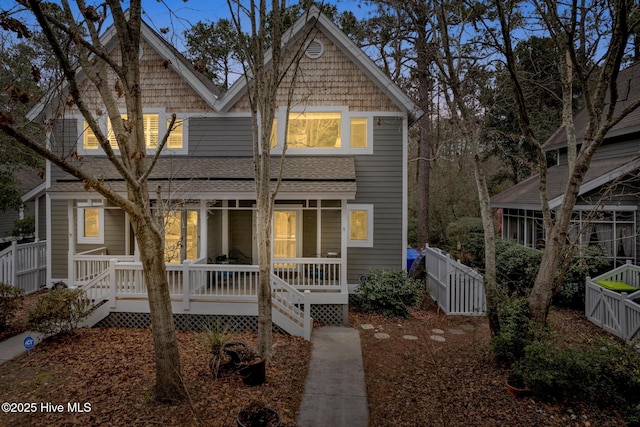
[
  {"left": 22, "top": 183, "right": 47, "bottom": 202},
  {"left": 548, "top": 158, "right": 640, "bottom": 209}
]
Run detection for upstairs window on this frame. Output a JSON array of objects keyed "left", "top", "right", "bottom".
[
  {"left": 271, "top": 108, "right": 373, "bottom": 154},
  {"left": 79, "top": 111, "right": 186, "bottom": 154},
  {"left": 287, "top": 112, "right": 341, "bottom": 148}
]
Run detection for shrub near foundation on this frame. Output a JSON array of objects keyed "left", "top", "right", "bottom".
[
  {"left": 27, "top": 288, "right": 91, "bottom": 336},
  {"left": 353, "top": 269, "right": 425, "bottom": 318},
  {"left": 0, "top": 283, "right": 23, "bottom": 331}
]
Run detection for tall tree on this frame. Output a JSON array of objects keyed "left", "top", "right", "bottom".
[
  {"left": 225, "top": 0, "right": 314, "bottom": 359},
  {"left": 490, "top": 0, "right": 640, "bottom": 323},
  {"left": 357, "top": 0, "right": 435, "bottom": 247},
  {"left": 0, "top": 1, "right": 184, "bottom": 401}
]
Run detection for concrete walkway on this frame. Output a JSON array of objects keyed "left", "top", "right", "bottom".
[
  {"left": 297, "top": 326, "right": 368, "bottom": 427},
  {"left": 0, "top": 331, "right": 45, "bottom": 365}
]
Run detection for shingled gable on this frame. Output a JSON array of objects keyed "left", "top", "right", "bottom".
[
  {"left": 215, "top": 6, "right": 424, "bottom": 122},
  {"left": 26, "top": 19, "right": 220, "bottom": 122}
]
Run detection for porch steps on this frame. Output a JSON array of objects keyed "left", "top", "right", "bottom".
[{"left": 79, "top": 299, "right": 111, "bottom": 328}]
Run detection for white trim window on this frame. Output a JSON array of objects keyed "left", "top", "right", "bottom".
[
  {"left": 347, "top": 204, "right": 373, "bottom": 247},
  {"left": 271, "top": 107, "right": 373, "bottom": 154},
  {"left": 77, "top": 109, "right": 188, "bottom": 155},
  {"left": 77, "top": 200, "right": 104, "bottom": 244}
]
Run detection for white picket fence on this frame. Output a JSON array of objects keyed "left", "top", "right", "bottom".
[
  {"left": 0, "top": 240, "right": 47, "bottom": 295},
  {"left": 585, "top": 262, "right": 640, "bottom": 342},
  {"left": 423, "top": 244, "right": 486, "bottom": 315}
]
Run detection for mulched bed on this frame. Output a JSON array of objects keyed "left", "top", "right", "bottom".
[
  {"left": 0, "top": 290, "right": 46, "bottom": 342},
  {"left": 352, "top": 302, "right": 628, "bottom": 426}
]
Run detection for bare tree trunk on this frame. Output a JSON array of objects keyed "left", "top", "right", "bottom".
[
  {"left": 130, "top": 195, "right": 185, "bottom": 401},
  {"left": 417, "top": 114, "right": 431, "bottom": 247},
  {"left": 256, "top": 173, "right": 273, "bottom": 359}
]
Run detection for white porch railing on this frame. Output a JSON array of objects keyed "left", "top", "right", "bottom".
[
  {"left": 74, "top": 248, "right": 135, "bottom": 284},
  {"left": 585, "top": 262, "right": 640, "bottom": 342},
  {"left": 272, "top": 257, "right": 343, "bottom": 291},
  {"left": 74, "top": 258, "right": 313, "bottom": 339},
  {"left": 424, "top": 244, "right": 486, "bottom": 315},
  {"left": 0, "top": 240, "right": 46, "bottom": 294}
]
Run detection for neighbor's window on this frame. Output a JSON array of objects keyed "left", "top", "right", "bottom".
[
  {"left": 77, "top": 200, "right": 104, "bottom": 244},
  {"left": 287, "top": 112, "right": 341, "bottom": 148},
  {"left": 348, "top": 204, "right": 373, "bottom": 247}
]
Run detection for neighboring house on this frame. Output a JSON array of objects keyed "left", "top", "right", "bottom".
[
  {"left": 492, "top": 62, "right": 640, "bottom": 268},
  {"left": 0, "top": 166, "right": 46, "bottom": 245},
  {"left": 28, "top": 9, "right": 422, "bottom": 334}
]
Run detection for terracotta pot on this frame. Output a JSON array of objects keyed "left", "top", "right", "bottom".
[{"left": 505, "top": 381, "right": 529, "bottom": 397}]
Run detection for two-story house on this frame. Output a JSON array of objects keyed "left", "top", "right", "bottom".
[
  {"left": 491, "top": 62, "right": 640, "bottom": 268},
  {"left": 29, "top": 9, "right": 422, "bottom": 337}
]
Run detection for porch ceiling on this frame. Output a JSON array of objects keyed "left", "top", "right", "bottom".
[
  {"left": 48, "top": 156, "right": 357, "bottom": 197},
  {"left": 491, "top": 156, "right": 639, "bottom": 210}
]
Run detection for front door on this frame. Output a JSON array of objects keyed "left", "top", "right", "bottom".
[{"left": 164, "top": 210, "right": 198, "bottom": 264}]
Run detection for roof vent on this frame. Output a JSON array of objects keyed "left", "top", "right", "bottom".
[{"left": 305, "top": 39, "right": 324, "bottom": 59}]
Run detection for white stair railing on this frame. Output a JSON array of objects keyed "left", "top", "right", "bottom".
[{"left": 270, "top": 273, "right": 311, "bottom": 340}]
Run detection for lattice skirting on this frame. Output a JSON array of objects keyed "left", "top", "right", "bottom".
[
  {"left": 311, "top": 304, "right": 346, "bottom": 325},
  {"left": 93, "top": 304, "right": 347, "bottom": 332}
]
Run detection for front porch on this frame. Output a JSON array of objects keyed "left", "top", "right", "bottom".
[{"left": 73, "top": 250, "right": 348, "bottom": 340}]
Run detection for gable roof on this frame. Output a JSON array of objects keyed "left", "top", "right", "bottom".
[
  {"left": 215, "top": 7, "right": 424, "bottom": 122},
  {"left": 543, "top": 62, "right": 640, "bottom": 151},
  {"left": 491, "top": 156, "right": 640, "bottom": 210},
  {"left": 27, "top": 19, "right": 219, "bottom": 121}
]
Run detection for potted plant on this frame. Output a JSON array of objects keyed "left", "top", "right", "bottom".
[
  {"left": 238, "top": 354, "right": 266, "bottom": 386},
  {"left": 237, "top": 401, "right": 280, "bottom": 427},
  {"left": 201, "top": 322, "right": 234, "bottom": 378},
  {"left": 505, "top": 370, "right": 529, "bottom": 397}
]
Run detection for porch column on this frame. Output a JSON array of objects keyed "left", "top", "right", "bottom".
[
  {"left": 341, "top": 199, "right": 348, "bottom": 292},
  {"left": 200, "top": 200, "right": 207, "bottom": 262}
]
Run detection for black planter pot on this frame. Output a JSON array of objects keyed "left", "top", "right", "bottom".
[
  {"left": 238, "top": 356, "right": 266, "bottom": 386},
  {"left": 236, "top": 405, "right": 280, "bottom": 427}
]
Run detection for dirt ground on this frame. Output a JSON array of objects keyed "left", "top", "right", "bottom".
[{"left": 0, "top": 291, "right": 629, "bottom": 426}]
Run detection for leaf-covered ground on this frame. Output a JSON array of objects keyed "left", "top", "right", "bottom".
[
  {"left": 0, "top": 291, "right": 629, "bottom": 426},
  {"left": 352, "top": 301, "right": 628, "bottom": 426}
]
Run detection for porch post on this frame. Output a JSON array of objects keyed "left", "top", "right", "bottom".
[
  {"left": 10, "top": 241, "right": 17, "bottom": 287},
  {"left": 109, "top": 259, "right": 117, "bottom": 309},
  {"left": 183, "top": 261, "right": 191, "bottom": 311},
  {"left": 340, "top": 199, "right": 348, "bottom": 293},
  {"left": 303, "top": 290, "right": 312, "bottom": 340}
]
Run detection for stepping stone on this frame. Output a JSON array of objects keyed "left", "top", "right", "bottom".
[
  {"left": 402, "top": 335, "right": 418, "bottom": 340},
  {"left": 360, "top": 324, "right": 374, "bottom": 330},
  {"left": 430, "top": 335, "right": 446, "bottom": 342},
  {"left": 431, "top": 328, "right": 445, "bottom": 334},
  {"left": 448, "top": 328, "right": 465, "bottom": 335},
  {"left": 461, "top": 324, "right": 476, "bottom": 331},
  {"left": 374, "top": 333, "right": 390, "bottom": 340}
]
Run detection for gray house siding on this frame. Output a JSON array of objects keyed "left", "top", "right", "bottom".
[
  {"left": 347, "top": 117, "right": 404, "bottom": 283},
  {"left": 51, "top": 199, "right": 69, "bottom": 279},
  {"left": 189, "top": 117, "right": 253, "bottom": 157}
]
